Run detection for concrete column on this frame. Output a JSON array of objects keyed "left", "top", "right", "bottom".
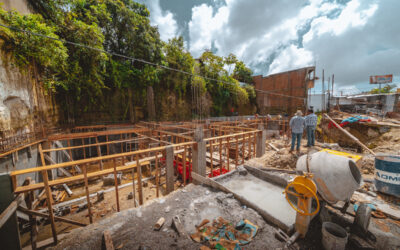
[
  {"left": 192, "top": 127, "right": 206, "bottom": 184},
  {"left": 256, "top": 125, "right": 267, "bottom": 157},
  {"left": 165, "top": 146, "right": 174, "bottom": 194}
]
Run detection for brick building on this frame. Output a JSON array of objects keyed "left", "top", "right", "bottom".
[{"left": 253, "top": 66, "right": 316, "bottom": 115}]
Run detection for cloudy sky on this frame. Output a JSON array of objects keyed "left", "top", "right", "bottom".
[{"left": 138, "top": 0, "right": 400, "bottom": 94}]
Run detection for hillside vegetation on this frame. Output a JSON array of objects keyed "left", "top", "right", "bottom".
[{"left": 0, "top": 0, "right": 256, "bottom": 123}]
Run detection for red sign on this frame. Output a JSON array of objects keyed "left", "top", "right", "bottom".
[{"left": 370, "top": 74, "right": 393, "bottom": 84}]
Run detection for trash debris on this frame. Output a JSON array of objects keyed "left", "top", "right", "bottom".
[{"left": 190, "top": 217, "right": 258, "bottom": 249}]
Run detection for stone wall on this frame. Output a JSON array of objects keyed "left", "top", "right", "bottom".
[{"left": 0, "top": 53, "right": 59, "bottom": 137}]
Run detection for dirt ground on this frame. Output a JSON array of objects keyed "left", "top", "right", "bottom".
[
  {"left": 247, "top": 126, "right": 400, "bottom": 176},
  {"left": 50, "top": 184, "right": 289, "bottom": 250}
]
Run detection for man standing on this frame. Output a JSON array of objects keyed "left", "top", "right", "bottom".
[
  {"left": 289, "top": 110, "right": 305, "bottom": 153},
  {"left": 305, "top": 108, "right": 318, "bottom": 147}
]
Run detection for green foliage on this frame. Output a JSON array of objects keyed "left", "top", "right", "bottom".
[
  {"left": 0, "top": 8, "right": 68, "bottom": 89},
  {"left": 370, "top": 84, "right": 396, "bottom": 94},
  {"left": 163, "top": 37, "right": 194, "bottom": 97},
  {"left": 233, "top": 61, "right": 253, "bottom": 83}
]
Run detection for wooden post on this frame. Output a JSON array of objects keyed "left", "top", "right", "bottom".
[
  {"left": 248, "top": 133, "right": 251, "bottom": 160},
  {"left": 95, "top": 137, "right": 104, "bottom": 172},
  {"left": 131, "top": 159, "right": 137, "bottom": 207},
  {"left": 136, "top": 155, "right": 143, "bottom": 205},
  {"left": 67, "top": 140, "right": 73, "bottom": 162},
  {"left": 82, "top": 138, "right": 86, "bottom": 159},
  {"left": 253, "top": 133, "right": 256, "bottom": 158},
  {"left": 24, "top": 178, "right": 37, "bottom": 250},
  {"left": 226, "top": 138, "right": 230, "bottom": 171},
  {"left": 83, "top": 164, "right": 93, "bottom": 224},
  {"left": 235, "top": 136, "right": 239, "bottom": 167},
  {"left": 106, "top": 135, "right": 109, "bottom": 155},
  {"left": 165, "top": 146, "right": 174, "bottom": 194},
  {"left": 120, "top": 134, "right": 123, "bottom": 153},
  {"left": 38, "top": 144, "right": 57, "bottom": 244},
  {"left": 210, "top": 140, "right": 213, "bottom": 177},
  {"left": 112, "top": 158, "right": 120, "bottom": 212},
  {"left": 155, "top": 152, "right": 159, "bottom": 197},
  {"left": 183, "top": 146, "right": 187, "bottom": 186},
  {"left": 242, "top": 133, "right": 245, "bottom": 164},
  {"left": 219, "top": 138, "right": 222, "bottom": 173}
]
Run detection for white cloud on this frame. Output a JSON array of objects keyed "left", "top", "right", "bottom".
[
  {"left": 188, "top": 4, "right": 229, "bottom": 58},
  {"left": 146, "top": 0, "right": 179, "bottom": 41},
  {"left": 269, "top": 45, "right": 314, "bottom": 74}
]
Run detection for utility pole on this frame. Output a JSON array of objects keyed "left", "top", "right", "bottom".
[
  {"left": 327, "top": 76, "right": 330, "bottom": 112},
  {"left": 322, "top": 69, "right": 325, "bottom": 112}
]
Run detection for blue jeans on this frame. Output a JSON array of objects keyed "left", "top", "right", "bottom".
[
  {"left": 291, "top": 133, "right": 302, "bottom": 151},
  {"left": 306, "top": 126, "right": 315, "bottom": 146}
]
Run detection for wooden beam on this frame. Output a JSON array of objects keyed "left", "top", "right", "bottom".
[
  {"left": 11, "top": 142, "right": 194, "bottom": 177},
  {"left": 17, "top": 206, "right": 87, "bottom": 227},
  {"left": 0, "top": 140, "right": 45, "bottom": 158},
  {"left": 0, "top": 194, "right": 22, "bottom": 229},
  {"left": 324, "top": 114, "right": 375, "bottom": 155},
  {"left": 47, "top": 128, "right": 149, "bottom": 141}
]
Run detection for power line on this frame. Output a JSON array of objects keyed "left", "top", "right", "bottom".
[{"left": 0, "top": 23, "right": 305, "bottom": 100}]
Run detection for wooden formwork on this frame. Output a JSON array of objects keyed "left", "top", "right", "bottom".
[{"left": 3, "top": 118, "right": 279, "bottom": 248}]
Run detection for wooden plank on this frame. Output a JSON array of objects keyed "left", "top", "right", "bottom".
[
  {"left": 44, "top": 154, "right": 72, "bottom": 177},
  {"left": 0, "top": 139, "right": 45, "bottom": 158},
  {"left": 0, "top": 194, "right": 22, "bottom": 228},
  {"left": 324, "top": 114, "right": 376, "bottom": 155},
  {"left": 13, "top": 160, "right": 151, "bottom": 194},
  {"left": 47, "top": 128, "right": 149, "bottom": 141},
  {"left": 11, "top": 142, "right": 194, "bottom": 177},
  {"left": 103, "top": 230, "right": 114, "bottom": 250},
  {"left": 17, "top": 206, "right": 87, "bottom": 227},
  {"left": 38, "top": 144, "right": 58, "bottom": 244}
]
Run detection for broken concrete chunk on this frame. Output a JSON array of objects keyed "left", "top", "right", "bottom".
[
  {"left": 97, "top": 191, "right": 105, "bottom": 202},
  {"left": 127, "top": 192, "right": 133, "bottom": 200},
  {"left": 103, "top": 173, "right": 122, "bottom": 186},
  {"left": 237, "top": 166, "right": 248, "bottom": 175}
]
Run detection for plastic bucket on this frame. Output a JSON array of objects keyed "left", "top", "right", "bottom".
[
  {"left": 321, "top": 222, "right": 348, "bottom": 250},
  {"left": 375, "top": 155, "right": 400, "bottom": 197},
  {"left": 296, "top": 151, "right": 362, "bottom": 204}
]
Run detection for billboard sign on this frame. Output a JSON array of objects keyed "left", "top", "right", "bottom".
[{"left": 369, "top": 74, "right": 393, "bottom": 84}]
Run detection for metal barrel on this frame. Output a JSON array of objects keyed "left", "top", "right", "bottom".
[{"left": 375, "top": 155, "right": 400, "bottom": 197}]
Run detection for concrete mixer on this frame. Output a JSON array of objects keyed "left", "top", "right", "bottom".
[{"left": 282, "top": 151, "right": 362, "bottom": 248}]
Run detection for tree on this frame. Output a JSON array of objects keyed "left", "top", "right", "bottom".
[
  {"left": 370, "top": 84, "right": 397, "bottom": 94},
  {"left": 232, "top": 61, "right": 253, "bottom": 84}
]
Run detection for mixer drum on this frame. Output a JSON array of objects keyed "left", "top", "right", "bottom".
[{"left": 296, "top": 151, "right": 362, "bottom": 204}]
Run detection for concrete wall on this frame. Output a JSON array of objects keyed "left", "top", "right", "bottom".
[{"left": 0, "top": 144, "right": 41, "bottom": 187}]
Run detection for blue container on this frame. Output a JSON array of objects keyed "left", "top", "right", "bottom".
[{"left": 375, "top": 155, "right": 400, "bottom": 197}]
